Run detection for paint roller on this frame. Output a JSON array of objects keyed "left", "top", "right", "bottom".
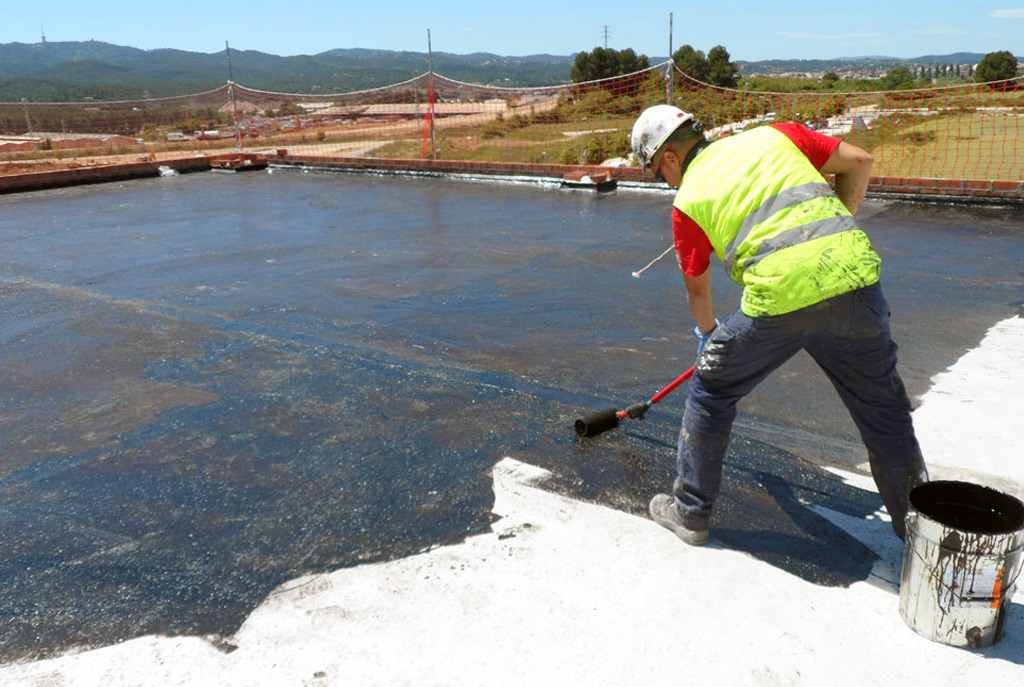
[{"left": 573, "top": 365, "right": 695, "bottom": 437}]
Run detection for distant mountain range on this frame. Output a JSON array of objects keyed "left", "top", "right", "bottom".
[
  {"left": 0, "top": 41, "right": 1005, "bottom": 102},
  {"left": 0, "top": 41, "right": 576, "bottom": 101},
  {"left": 733, "top": 52, "right": 993, "bottom": 76}
]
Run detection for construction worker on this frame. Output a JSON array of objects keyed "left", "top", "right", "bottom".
[{"left": 630, "top": 105, "right": 928, "bottom": 545}]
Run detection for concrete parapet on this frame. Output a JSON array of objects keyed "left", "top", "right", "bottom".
[{"left": 2, "top": 152, "right": 1022, "bottom": 205}]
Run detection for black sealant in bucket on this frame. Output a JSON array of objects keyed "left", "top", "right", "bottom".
[{"left": 899, "top": 480, "right": 1024, "bottom": 648}]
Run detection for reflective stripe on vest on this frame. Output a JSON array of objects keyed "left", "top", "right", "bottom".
[
  {"left": 673, "top": 126, "right": 880, "bottom": 316},
  {"left": 725, "top": 181, "right": 859, "bottom": 272}
]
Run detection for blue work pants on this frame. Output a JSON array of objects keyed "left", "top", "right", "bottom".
[{"left": 674, "top": 282, "right": 928, "bottom": 538}]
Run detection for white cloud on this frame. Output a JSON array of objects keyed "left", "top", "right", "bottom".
[{"left": 990, "top": 8, "right": 1024, "bottom": 18}]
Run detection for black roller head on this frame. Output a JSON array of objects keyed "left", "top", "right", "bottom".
[{"left": 574, "top": 409, "right": 620, "bottom": 437}]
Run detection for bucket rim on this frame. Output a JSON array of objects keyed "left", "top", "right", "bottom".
[{"left": 909, "top": 480, "right": 1024, "bottom": 536}]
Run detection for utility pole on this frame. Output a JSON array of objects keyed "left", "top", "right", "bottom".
[
  {"left": 225, "top": 40, "right": 235, "bottom": 83},
  {"left": 667, "top": 13, "right": 674, "bottom": 104},
  {"left": 225, "top": 41, "right": 242, "bottom": 152},
  {"left": 427, "top": 29, "right": 437, "bottom": 159},
  {"left": 22, "top": 98, "right": 32, "bottom": 134}
]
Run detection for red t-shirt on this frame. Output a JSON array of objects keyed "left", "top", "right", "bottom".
[{"left": 673, "top": 122, "right": 841, "bottom": 276}]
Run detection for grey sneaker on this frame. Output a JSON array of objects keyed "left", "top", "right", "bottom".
[{"left": 649, "top": 494, "right": 710, "bottom": 546}]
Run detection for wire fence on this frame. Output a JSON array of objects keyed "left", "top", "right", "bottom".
[{"left": 2, "top": 62, "right": 1022, "bottom": 183}]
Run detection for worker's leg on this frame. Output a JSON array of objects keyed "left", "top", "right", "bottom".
[
  {"left": 674, "top": 309, "right": 806, "bottom": 527},
  {"left": 804, "top": 283, "right": 928, "bottom": 538}
]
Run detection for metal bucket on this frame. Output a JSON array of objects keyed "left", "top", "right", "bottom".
[{"left": 899, "top": 480, "right": 1024, "bottom": 648}]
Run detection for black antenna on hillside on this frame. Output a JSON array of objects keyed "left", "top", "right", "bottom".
[{"left": 41, "top": 24, "right": 47, "bottom": 44}]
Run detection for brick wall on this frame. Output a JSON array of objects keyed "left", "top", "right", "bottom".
[
  {"left": 0, "top": 155, "right": 253, "bottom": 194},
  {"left": 869, "top": 176, "right": 1024, "bottom": 202}
]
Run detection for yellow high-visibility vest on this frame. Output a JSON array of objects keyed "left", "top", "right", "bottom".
[{"left": 674, "top": 126, "right": 880, "bottom": 316}]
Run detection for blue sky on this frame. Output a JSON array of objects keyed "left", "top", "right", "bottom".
[{"left": 3, "top": 1, "right": 1023, "bottom": 61}]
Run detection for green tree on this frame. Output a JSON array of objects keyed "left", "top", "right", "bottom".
[
  {"left": 672, "top": 45, "right": 709, "bottom": 83},
  {"left": 880, "top": 66, "right": 915, "bottom": 90},
  {"left": 823, "top": 71, "right": 840, "bottom": 87},
  {"left": 571, "top": 47, "right": 650, "bottom": 83},
  {"left": 617, "top": 48, "right": 649, "bottom": 75},
  {"left": 707, "top": 45, "right": 739, "bottom": 88},
  {"left": 975, "top": 50, "right": 1019, "bottom": 84},
  {"left": 673, "top": 44, "right": 738, "bottom": 88}
]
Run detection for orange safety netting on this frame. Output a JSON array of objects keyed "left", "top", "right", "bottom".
[
  {"left": 672, "top": 67, "right": 1024, "bottom": 182},
  {"left": 2, "top": 62, "right": 1022, "bottom": 183}
]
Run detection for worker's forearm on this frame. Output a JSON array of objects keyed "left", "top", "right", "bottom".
[
  {"left": 688, "top": 291, "right": 717, "bottom": 334},
  {"left": 833, "top": 171, "right": 869, "bottom": 215},
  {"left": 684, "top": 268, "right": 716, "bottom": 333},
  {"left": 822, "top": 142, "right": 874, "bottom": 216},
  {"left": 684, "top": 270, "right": 716, "bottom": 333}
]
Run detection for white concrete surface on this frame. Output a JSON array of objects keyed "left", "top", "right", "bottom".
[
  {"left": 914, "top": 315, "right": 1024, "bottom": 498},
  {"left": 2, "top": 317, "right": 1023, "bottom": 686}
]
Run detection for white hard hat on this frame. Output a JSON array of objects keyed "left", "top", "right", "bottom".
[{"left": 631, "top": 105, "right": 695, "bottom": 170}]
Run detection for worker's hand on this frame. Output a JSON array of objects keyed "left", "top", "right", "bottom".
[{"left": 695, "top": 319, "right": 720, "bottom": 356}]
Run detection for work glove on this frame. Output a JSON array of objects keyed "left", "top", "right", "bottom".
[{"left": 694, "top": 319, "right": 721, "bottom": 356}]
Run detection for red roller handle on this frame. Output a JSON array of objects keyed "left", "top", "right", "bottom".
[{"left": 650, "top": 365, "right": 695, "bottom": 404}]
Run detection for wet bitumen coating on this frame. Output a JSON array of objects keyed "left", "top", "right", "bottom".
[{"left": 1, "top": 169, "right": 1023, "bottom": 662}]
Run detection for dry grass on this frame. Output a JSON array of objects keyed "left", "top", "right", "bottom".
[{"left": 846, "top": 111, "right": 1024, "bottom": 181}]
